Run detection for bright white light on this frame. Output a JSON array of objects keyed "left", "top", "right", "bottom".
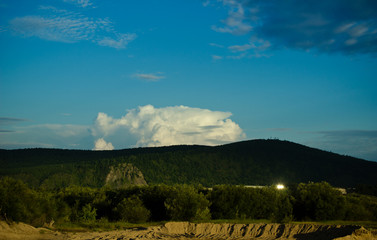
[{"left": 276, "top": 184, "right": 285, "bottom": 190}]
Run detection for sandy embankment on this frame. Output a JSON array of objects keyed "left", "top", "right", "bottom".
[
  {"left": 0, "top": 221, "right": 376, "bottom": 240},
  {"left": 0, "top": 221, "right": 60, "bottom": 240}
]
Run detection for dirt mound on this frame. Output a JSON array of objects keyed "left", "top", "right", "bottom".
[
  {"left": 64, "top": 222, "right": 375, "bottom": 240},
  {"left": 0, "top": 221, "right": 62, "bottom": 240},
  {"left": 156, "top": 222, "right": 369, "bottom": 240},
  {"left": 1, "top": 221, "right": 375, "bottom": 240}
]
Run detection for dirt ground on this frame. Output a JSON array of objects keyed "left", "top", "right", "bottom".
[{"left": 1, "top": 221, "right": 376, "bottom": 240}]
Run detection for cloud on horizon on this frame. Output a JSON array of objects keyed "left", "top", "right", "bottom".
[
  {"left": 9, "top": 5, "right": 136, "bottom": 49},
  {"left": 210, "top": 0, "right": 377, "bottom": 56},
  {"left": 0, "top": 106, "right": 246, "bottom": 150},
  {"left": 93, "top": 138, "right": 114, "bottom": 150},
  {"left": 309, "top": 130, "right": 377, "bottom": 161},
  {"left": 0, "top": 117, "right": 28, "bottom": 134},
  {"left": 0, "top": 117, "right": 28, "bottom": 123},
  {"left": 0, "top": 123, "right": 91, "bottom": 149},
  {"left": 93, "top": 105, "right": 246, "bottom": 148},
  {"left": 1, "top": 113, "right": 377, "bottom": 162}
]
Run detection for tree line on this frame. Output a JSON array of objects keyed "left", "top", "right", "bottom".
[{"left": 1, "top": 177, "right": 376, "bottom": 227}]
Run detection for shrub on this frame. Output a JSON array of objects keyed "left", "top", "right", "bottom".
[
  {"left": 165, "top": 185, "right": 210, "bottom": 221},
  {"left": 114, "top": 196, "right": 150, "bottom": 223},
  {"left": 292, "top": 182, "right": 346, "bottom": 221},
  {"left": 0, "top": 177, "right": 46, "bottom": 223},
  {"left": 81, "top": 203, "right": 97, "bottom": 222},
  {"left": 208, "top": 185, "right": 292, "bottom": 222}
]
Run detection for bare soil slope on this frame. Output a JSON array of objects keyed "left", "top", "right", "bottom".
[
  {"left": 1, "top": 221, "right": 375, "bottom": 240},
  {"left": 0, "top": 221, "right": 62, "bottom": 240}
]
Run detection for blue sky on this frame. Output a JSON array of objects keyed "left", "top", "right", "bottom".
[{"left": 1, "top": 0, "right": 377, "bottom": 161}]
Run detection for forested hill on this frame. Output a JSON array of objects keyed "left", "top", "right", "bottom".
[{"left": 1, "top": 139, "right": 377, "bottom": 188}]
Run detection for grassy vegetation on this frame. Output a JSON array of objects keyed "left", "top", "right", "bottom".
[
  {"left": 52, "top": 219, "right": 377, "bottom": 233},
  {"left": 194, "top": 219, "right": 273, "bottom": 224},
  {"left": 291, "top": 221, "right": 377, "bottom": 230},
  {"left": 54, "top": 220, "right": 166, "bottom": 232}
]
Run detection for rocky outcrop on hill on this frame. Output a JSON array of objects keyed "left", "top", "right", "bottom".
[{"left": 105, "top": 163, "right": 147, "bottom": 188}]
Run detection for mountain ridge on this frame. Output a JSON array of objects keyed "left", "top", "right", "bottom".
[{"left": 1, "top": 139, "right": 376, "bottom": 188}]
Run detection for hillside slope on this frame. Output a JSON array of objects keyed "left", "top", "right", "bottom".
[{"left": 1, "top": 139, "right": 376, "bottom": 188}]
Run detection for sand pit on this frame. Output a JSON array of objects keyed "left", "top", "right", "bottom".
[{"left": 1, "top": 221, "right": 375, "bottom": 240}]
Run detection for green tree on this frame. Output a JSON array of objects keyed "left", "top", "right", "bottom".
[
  {"left": 114, "top": 196, "right": 150, "bottom": 223},
  {"left": 58, "top": 185, "right": 98, "bottom": 221},
  {"left": 208, "top": 185, "right": 292, "bottom": 221},
  {"left": 292, "top": 182, "right": 346, "bottom": 221},
  {"left": 141, "top": 185, "right": 175, "bottom": 221},
  {"left": 165, "top": 185, "right": 210, "bottom": 221},
  {"left": 208, "top": 185, "right": 240, "bottom": 219},
  {"left": 0, "top": 177, "right": 39, "bottom": 223},
  {"left": 0, "top": 177, "right": 68, "bottom": 226},
  {"left": 344, "top": 193, "right": 377, "bottom": 221}
]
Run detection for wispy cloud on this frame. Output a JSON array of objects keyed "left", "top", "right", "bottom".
[
  {"left": 10, "top": 14, "right": 95, "bottom": 43},
  {"left": 63, "top": 0, "right": 93, "bottom": 8},
  {"left": 211, "top": 0, "right": 252, "bottom": 35},
  {"left": 9, "top": 5, "right": 136, "bottom": 49},
  {"left": 228, "top": 38, "right": 270, "bottom": 52},
  {"left": 228, "top": 43, "right": 253, "bottom": 52},
  {"left": 0, "top": 130, "right": 14, "bottom": 133},
  {"left": 0, "top": 117, "right": 28, "bottom": 134},
  {"left": 97, "top": 33, "right": 137, "bottom": 49},
  {"left": 0, "top": 25, "right": 7, "bottom": 32},
  {"left": 133, "top": 73, "right": 165, "bottom": 81},
  {"left": 310, "top": 130, "right": 377, "bottom": 161},
  {"left": 226, "top": 52, "right": 247, "bottom": 59},
  {"left": 266, "top": 128, "right": 292, "bottom": 132},
  {"left": 210, "top": 0, "right": 377, "bottom": 55},
  {"left": 202, "top": 0, "right": 211, "bottom": 7},
  {"left": 212, "top": 55, "right": 223, "bottom": 60},
  {"left": 319, "top": 130, "right": 377, "bottom": 138},
  {"left": 0, "top": 117, "right": 28, "bottom": 123},
  {"left": 0, "top": 123, "right": 92, "bottom": 149},
  {"left": 209, "top": 43, "right": 224, "bottom": 48}
]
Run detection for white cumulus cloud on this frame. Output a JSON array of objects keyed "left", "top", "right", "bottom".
[
  {"left": 93, "top": 138, "right": 114, "bottom": 150},
  {"left": 93, "top": 105, "right": 246, "bottom": 148}
]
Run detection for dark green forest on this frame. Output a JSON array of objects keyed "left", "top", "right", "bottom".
[
  {"left": 1, "top": 139, "right": 377, "bottom": 227},
  {"left": 1, "top": 140, "right": 377, "bottom": 189},
  {"left": 1, "top": 178, "right": 377, "bottom": 227}
]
